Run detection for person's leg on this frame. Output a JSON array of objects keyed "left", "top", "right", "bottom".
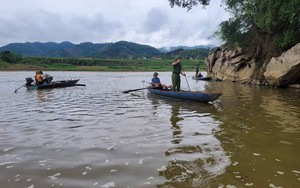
[
  {"left": 172, "top": 74, "right": 177, "bottom": 92},
  {"left": 177, "top": 76, "right": 181, "bottom": 92}
]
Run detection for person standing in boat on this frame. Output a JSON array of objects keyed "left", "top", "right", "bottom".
[
  {"left": 151, "top": 72, "right": 170, "bottom": 89},
  {"left": 195, "top": 65, "right": 199, "bottom": 77},
  {"left": 171, "top": 57, "right": 185, "bottom": 92}
]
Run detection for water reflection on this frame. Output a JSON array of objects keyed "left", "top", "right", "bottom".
[
  {"left": 147, "top": 94, "right": 231, "bottom": 187},
  {"left": 261, "top": 89, "right": 300, "bottom": 133},
  {"left": 169, "top": 105, "right": 183, "bottom": 144},
  {"left": 36, "top": 90, "right": 47, "bottom": 102}
]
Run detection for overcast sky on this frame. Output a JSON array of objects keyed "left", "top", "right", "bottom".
[{"left": 0, "top": 0, "right": 230, "bottom": 48}]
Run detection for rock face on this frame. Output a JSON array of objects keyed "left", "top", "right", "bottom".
[
  {"left": 264, "top": 43, "right": 300, "bottom": 87},
  {"left": 205, "top": 43, "right": 300, "bottom": 87}
]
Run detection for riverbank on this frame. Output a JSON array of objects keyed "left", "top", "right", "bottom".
[{"left": 0, "top": 58, "right": 205, "bottom": 72}]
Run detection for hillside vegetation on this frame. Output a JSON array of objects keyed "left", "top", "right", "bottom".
[
  {"left": 0, "top": 51, "right": 205, "bottom": 71},
  {"left": 0, "top": 40, "right": 210, "bottom": 72},
  {"left": 0, "top": 40, "right": 211, "bottom": 60}
]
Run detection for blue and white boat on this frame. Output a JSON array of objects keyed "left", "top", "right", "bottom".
[{"left": 147, "top": 88, "right": 222, "bottom": 103}]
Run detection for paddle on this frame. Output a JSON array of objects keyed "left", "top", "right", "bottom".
[
  {"left": 181, "top": 66, "right": 191, "bottom": 91},
  {"left": 75, "top": 84, "right": 86, "bottom": 86},
  {"left": 141, "top": 80, "right": 150, "bottom": 84},
  {"left": 14, "top": 84, "right": 25, "bottom": 93},
  {"left": 122, "top": 87, "right": 148, "bottom": 93}
]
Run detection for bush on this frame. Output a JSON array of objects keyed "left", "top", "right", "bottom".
[{"left": 0, "top": 51, "right": 22, "bottom": 64}]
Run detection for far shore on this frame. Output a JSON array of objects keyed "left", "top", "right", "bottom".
[
  {"left": 0, "top": 66, "right": 201, "bottom": 72},
  {"left": 0, "top": 59, "right": 206, "bottom": 72}
]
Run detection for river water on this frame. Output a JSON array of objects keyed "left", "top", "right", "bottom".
[{"left": 0, "top": 71, "right": 299, "bottom": 188}]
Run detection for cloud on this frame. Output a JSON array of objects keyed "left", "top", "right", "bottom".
[
  {"left": 0, "top": 9, "right": 124, "bottom": 44},
  {"left": 0, "top": 0, "right": 230, "bottom": 48},
  {"left": 68, "top": 13, "right": 124, "bottom": 42},
  {"left": 143, "top": 8, "right": 169, "bottom": 33}
]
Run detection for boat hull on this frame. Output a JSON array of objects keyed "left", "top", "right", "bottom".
[
  {"left": 148, "top": 88, "right": 222, "bottom": 102},
  {"left": 26, "top": 79, "right": 81, "bottom": 90},
  {"left": 192, "top": 76, "right": 222, "bottom": 81}
]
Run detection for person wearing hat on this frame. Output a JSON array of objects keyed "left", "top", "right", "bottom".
[
  {"left": 150, "top": 72, "right": 170, "bottom": 89},
  {"left": 171, "top": 57, "right": 185, "bottom": 92}
]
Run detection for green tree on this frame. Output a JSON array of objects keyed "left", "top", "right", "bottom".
[
  {"left": 168, "top": 0, "right": 210, "bottom": 10},
  {"left": 0, "top": 51, "right": 22, "bottom": 64},
  {"left": 168, "top": 0, "right": 300, "bottom": 60}
]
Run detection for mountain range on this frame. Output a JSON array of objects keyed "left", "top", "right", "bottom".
[{"left": 0, "top": 41, "right": 213, "bottom": 59}]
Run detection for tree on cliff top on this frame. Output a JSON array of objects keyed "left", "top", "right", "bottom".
[{"left": 168, "top": 0, "right": 300, "bottom": 61}]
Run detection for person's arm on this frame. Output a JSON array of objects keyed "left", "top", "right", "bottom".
[
  {"left": 172, "top": 59, "right": 180, "bottom": 65},
  {"left": 180, "top": 65, "right": 186, "bottom": 76}
]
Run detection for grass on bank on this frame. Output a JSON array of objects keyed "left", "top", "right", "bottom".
[{"left": 0, "top": 58, "right": 206, "bottom": 72}]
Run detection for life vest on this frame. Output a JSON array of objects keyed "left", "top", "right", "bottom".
[{"left": 35, "top": 74, "right": 43, "bottom": 82}]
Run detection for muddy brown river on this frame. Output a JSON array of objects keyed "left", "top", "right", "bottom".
[{"left": 0, "top": 71, "right": 299, "bottom": 188}]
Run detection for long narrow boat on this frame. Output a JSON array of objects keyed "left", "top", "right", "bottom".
[
  {"left": 26, "top": 79, "right": 85, "bottom": 90},
  {"left": 192, "top": 76, "right": 222, "bottom": 81},
  {"left": 147, "top": 88, "right": 222, "bottom": 103}
]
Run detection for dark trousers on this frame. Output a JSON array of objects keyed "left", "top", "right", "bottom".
[{"left": 172, "top": 73, "right": 181, "bottom": 92}]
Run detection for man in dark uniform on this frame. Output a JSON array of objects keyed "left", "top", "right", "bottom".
[{"left": 171, "top": 57, "right": 185, "bottom": 92}]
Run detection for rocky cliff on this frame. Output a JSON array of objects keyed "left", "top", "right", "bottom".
[{"left": 205, "top": 43, "right": 300, "bottom": 87}]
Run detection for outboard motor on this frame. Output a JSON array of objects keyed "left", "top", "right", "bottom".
[{"left": 26, "top": 77, "right": 34, "bottom": 86}]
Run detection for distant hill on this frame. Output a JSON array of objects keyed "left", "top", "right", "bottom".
[
  {"left": 0, "top": 41, "right": 162, "bottom": 58},
  {"left": 0, "top": 41, "right": 211, "bottom": 59},
  {"left": 163, "top": 48, "right": 210, "bottom": 59},
  {"left": 0, "top": 41, "right": 75, "bottom": 56},
  {"left": 93, "top": 41, "right": 162, "bottom": 58},
  {"left": 47, "top": 42, "right": 108, "bottom": 58},
  {"left": 158, "top": 44, "right": 215, "bottom": 53}
]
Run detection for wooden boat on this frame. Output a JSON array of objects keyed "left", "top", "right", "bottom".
[
  {"left": 25, "top": 79, "right": 85, "bottom": 90},
  {"left": 192, "top": 76, "right": 222, "bottom": 81},
  {"left": 147, "top": 88, "right": 222, "bottom": 103}
]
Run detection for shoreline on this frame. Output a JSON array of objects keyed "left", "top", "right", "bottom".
[{"left": 0, "top": 59, "right": 204, "bottom": 72}]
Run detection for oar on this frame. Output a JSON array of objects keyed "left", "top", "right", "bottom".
[
  {"left": 141, "top": 80, "right": 151, "bottom": 84},
  {"left": 181, "top": 66, "right": 191, "bottom": 91},
  {"left": 75, "top": 84, "right": 86, "bottom": 86},
  {"left": 14, "top": 84, "right": 25, "bottom": 93},
  {"left": 122, "top": 87, "right": 148, "bottom": 93}
]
